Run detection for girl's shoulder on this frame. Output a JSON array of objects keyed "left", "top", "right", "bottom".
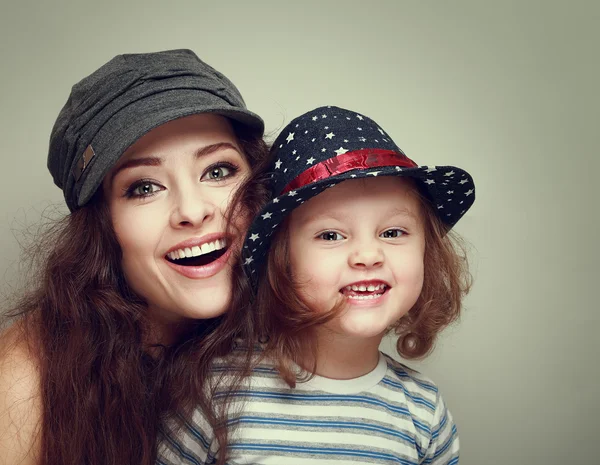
[
  {"left": 0, "top": 323, "right": 42, "bottom": 465},
  {"left": 380, "top": 352, "right": 441, "bottom": 397}
]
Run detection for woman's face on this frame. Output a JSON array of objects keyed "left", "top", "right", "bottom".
[{"left": 104, "top": 114, "right": 251, "bottom": 329}]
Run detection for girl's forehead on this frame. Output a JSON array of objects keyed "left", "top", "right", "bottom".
[{"left": 291, "top": 176, "right": 423, "bottom": 221}]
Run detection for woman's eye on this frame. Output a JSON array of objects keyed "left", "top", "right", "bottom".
[
  {"left": 381, "top": 229, "right": 405, "bottom": 239},
  {"left": 319, "top": 231, "right": 344, "bottom": 241},
  {"left": 126, "top": 181, "right": 163, "bottom": 198},
  {"left": 201, "top": 163, "right": 237, "bottom": 182}
]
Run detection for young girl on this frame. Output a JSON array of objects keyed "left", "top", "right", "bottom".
[{"left": 159, "top": 105, "right": 474, "bottom": 465}]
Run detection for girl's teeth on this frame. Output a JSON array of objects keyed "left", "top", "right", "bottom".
[
  {"left": 347, "top": 294, "right": 381, "bottom": 300},
  {"left": 344, "top": 284, "right": 387, "bottom": 292}
]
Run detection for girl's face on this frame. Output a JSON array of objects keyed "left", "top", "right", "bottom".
[
  {"left": 288, "top": 177, "right": 426, "bottom": 341},
  {"left": 104, "top": 114, "right": 251, "bottom": 329}
]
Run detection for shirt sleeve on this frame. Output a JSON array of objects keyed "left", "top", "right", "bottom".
[
  {"left": 421, "top": 392, "right": 460, "bottom": 464},
  {"left": 156, "top": 410, "right": 217, "bottom": 465}
]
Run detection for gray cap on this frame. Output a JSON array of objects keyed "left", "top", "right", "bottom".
[{"left": 48, "top": 49, "right": 264, "bottom": 211}]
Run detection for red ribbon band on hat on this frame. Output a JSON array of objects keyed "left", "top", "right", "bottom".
[{"left": 281, "top": 149, "right": 418, "bottom": 194}]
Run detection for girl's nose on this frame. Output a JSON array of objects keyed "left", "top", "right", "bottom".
[{"left": 348, "top": 239, "right": 384, "bottom": 269}]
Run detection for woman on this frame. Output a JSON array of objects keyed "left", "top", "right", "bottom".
[{"left": 0, "top": 49, "right": 269, "bottom": 465}]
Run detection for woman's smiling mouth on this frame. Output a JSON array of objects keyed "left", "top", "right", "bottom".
[
  {"left": 166, "top": 238, "right": 228, "bottom": 267},
  {"left": 164, "top": 235, "right": 234, "bottom": 278}
]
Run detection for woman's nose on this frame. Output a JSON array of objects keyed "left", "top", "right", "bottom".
[{"left": 170, "top": 186, "right": 216, "bottom": 229}]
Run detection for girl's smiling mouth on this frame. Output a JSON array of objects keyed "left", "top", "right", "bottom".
[{"left": 340, "top": 280, "right": 390, "bottom": 301}]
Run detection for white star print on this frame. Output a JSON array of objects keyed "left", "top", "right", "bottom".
[
  {"left": 425, "top": 166, "right": 437, "bottom": 173},
  {"left": 334, "top": 147, "right": 349, "bottom": 155},
  {"left": 272, "top": 198, "right": 280, "bottom": 203},
  {"left": 311, "top": 138, "right": 316, "bottom": 142},
  {"left": 350, "top": 174, "right": 357, "bottom": 178},
  {"left": 367, "top": 171, "right": 380, "bottom": 177},
  {"left": 395, "top": 166, "right": 403, "bottom": 171},
  {"left": 437, "top": 205, "right": 444, "bottom": 209},
  {"left": 459, "top": 179, "right": 468, "bottom": 184},
  {"left": 325, "top": 132, "right": 335, "bottom": 139},
  {"left": 465, "top": 189, "right": 474, "bottom": 196},
  {"left": 425, "top": 179, "right": 435, "bottom": 185},
  {"left": 312, "top": 116, "right": 318, "bottom": 121},
  {"left": 261, "top": 212, "right": 272, "bottom": 220},
  {"left": 275, "top": 159, "right": 282, "bottom": 169},
  {"left": 307, "top": 157, "right": 316, "bottom": 164},
  {"left": 444, "top": 170, "right": 455, "bottom": 177},
  {"left": 286, "top": 132, "right": 295, "bottom": 144},
  {"left": 321, "top": 148, "right": 326, "bottom": 152},
  {"left": 292, "top": 150, "right": 297, "bottom": 154},
  {"left": 288, "top": 190, "right": 298, "bottom": 197},
  {"left": 447, "top": 190, "right": 454, "bottom": 194},
  {"left": 244, "top": 257, "right": 254, "bottom": 265},
  {"left": 359, "top": 137, "right": 366, "bottom": 142},
  {"left": 322, "top": 114, "right": 327, "bottom": 118},
  {"left": 378, "top": 128, "right": 384, "bottom": 135},
  {"left": 357, "top": 127, "right": 362, "bottom": 131},
  {"left": 249, "top": 233, "right": 260, "bottom": 241},
  {"left": 356, "top": 115, "right": 364, "bottom": 120}
]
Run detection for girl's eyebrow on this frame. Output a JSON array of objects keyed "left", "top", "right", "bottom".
[{"left": 389, "top": 207, "right": 419, "bottom": 220}]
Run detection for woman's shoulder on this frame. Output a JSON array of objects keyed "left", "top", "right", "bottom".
[{"left": 0, "top": 323, "right": 42, "bottom": 465}]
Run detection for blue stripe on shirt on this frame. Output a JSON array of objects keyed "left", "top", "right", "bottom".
[
  {"left": 230, "top": 442, "right": 419, "bottom": 465},
  {"left": 229, "top": 415, "right": 417, "bottom": 445}
]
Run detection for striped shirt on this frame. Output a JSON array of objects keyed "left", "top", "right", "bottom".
[{"left": 158, "top": 352, "right": 458, "bottom": 465}]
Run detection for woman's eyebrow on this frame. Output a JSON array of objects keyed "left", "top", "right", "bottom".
[
  {"left": 109, "top": 142, "right": 239, "bottom": 184},
  {"left": 110, "top": 156, "right": 162, "bottom": 184},
  {"left": 195, "top": 142, "right": 240, "bottom": 159}
]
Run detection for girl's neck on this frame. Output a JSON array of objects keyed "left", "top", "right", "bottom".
[{"left": 306, "top": 330, "right": 383, "bottom": 380}]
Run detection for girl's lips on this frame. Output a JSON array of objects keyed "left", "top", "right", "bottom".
[
  {"left": 164, "top": 244, "right": 233, "bottom": 279},
  {"left": 340, "top": 280, "right": 390, "bottom": 307}
]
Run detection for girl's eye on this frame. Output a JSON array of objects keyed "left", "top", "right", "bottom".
[
  {"left": 125, "top": 181, "right": 163, "bottom": 198},
  {"left": 201, "top": 163, "right": 238, "bottom": 182},
  {"left": 318, "top": 231, "right": 344, "bottom": 241},
  {"left": 380, "top": 229, "right": 405, "bottom": 239}
]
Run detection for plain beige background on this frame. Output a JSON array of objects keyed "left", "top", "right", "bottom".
[{"left": 1, "top": 1, "right": 598, "bottom": 464}]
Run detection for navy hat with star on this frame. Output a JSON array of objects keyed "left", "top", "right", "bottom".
[{"left": 242, "top": 105, "right": 475, "bottom": 282}]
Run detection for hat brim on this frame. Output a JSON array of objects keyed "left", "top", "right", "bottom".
[
  {"left": 75, "top": 89, "right": 264, "bottom": 208},
  {"left": 242, "top": 164, "right": 475, "bottom": 283}
]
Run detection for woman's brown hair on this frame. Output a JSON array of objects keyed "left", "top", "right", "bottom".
[
  {"left": 1, "top": 126, "right": 269, "bottom": 465},
  {"left": 255, "top": 183, "right": 472, "bottom": 387}
]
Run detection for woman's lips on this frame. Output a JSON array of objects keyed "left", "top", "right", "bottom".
[{"left": 164, "top": 244, "right": 233, "bottom": 279}]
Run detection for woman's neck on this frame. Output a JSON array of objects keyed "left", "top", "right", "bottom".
[{"left": 306, "top": 329, "right": 383, "bottom": 380}]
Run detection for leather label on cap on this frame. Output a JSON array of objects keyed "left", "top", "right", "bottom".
[{"left": 73, "top": 145, "right": 96, "bottom": 182}]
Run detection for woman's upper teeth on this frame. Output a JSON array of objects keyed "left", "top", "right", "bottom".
[
  {"left": 345, "top": 283, "right": 386, "bottom": 292},
  {"left": 167, "top": 239, "right": 227, "bottom": 260}
]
